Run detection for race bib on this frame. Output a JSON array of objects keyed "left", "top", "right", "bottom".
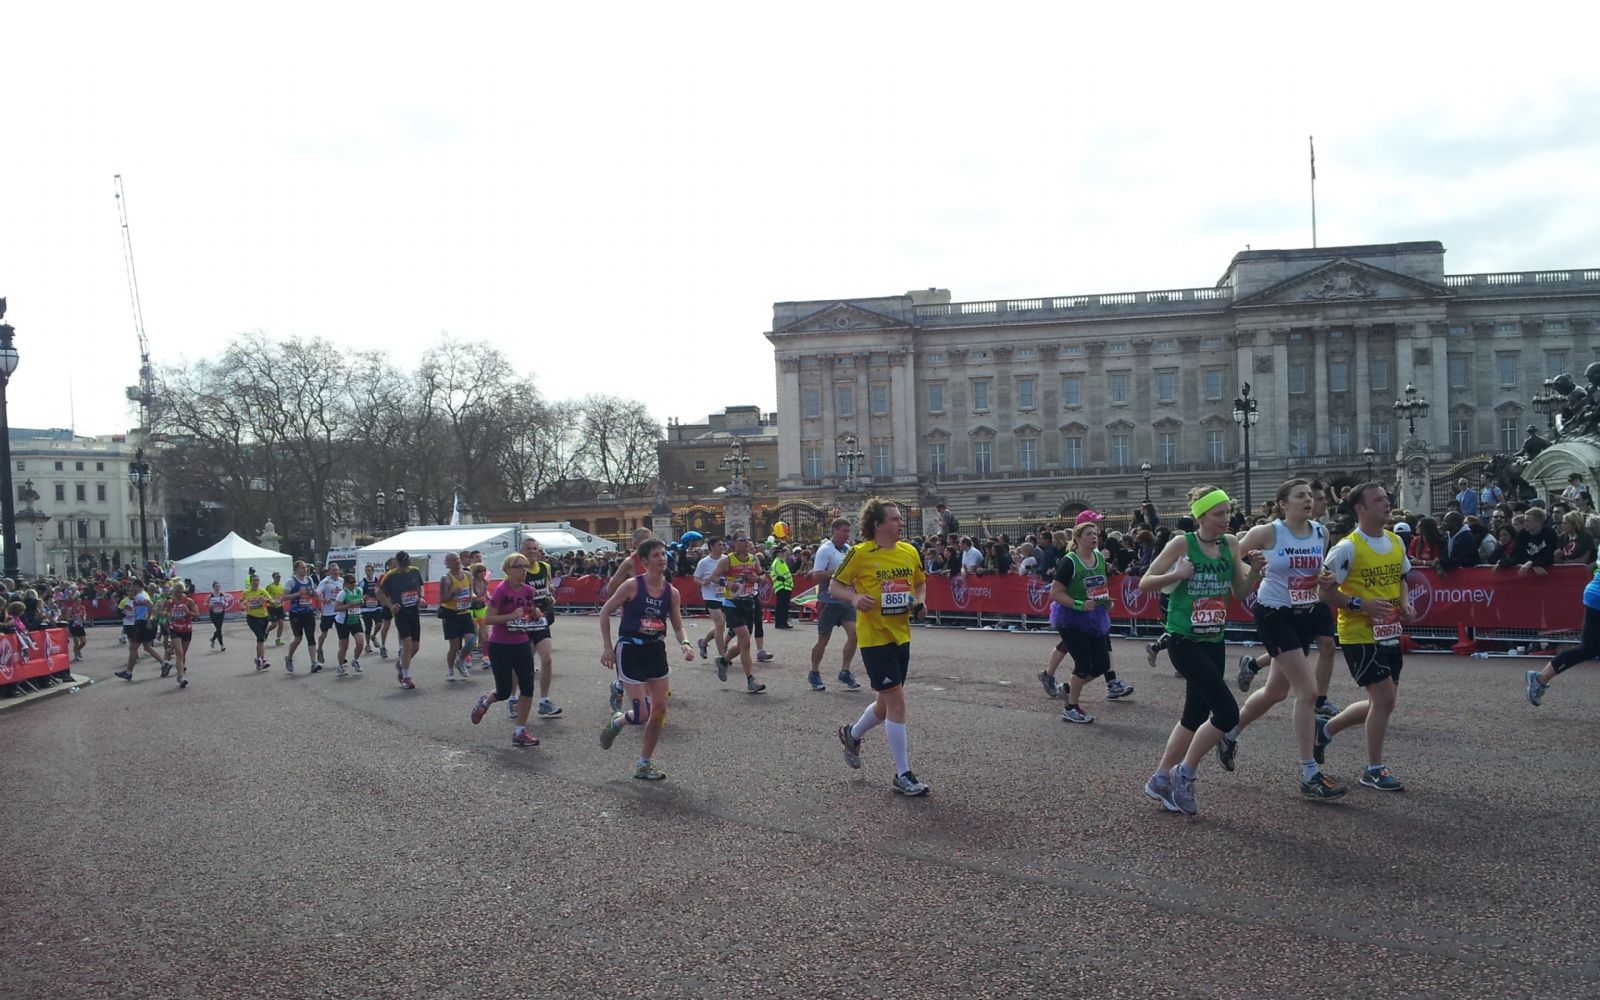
[
  {"left": 1371, "top": 610, "right": 1403, "bottom": 644},
  {"left": 246, "top": 597, "right": 264, "bottom": 611},
  {"left": 640, "top": 616, "right": 666, "bottom": 635},
  {"left": 507, "top": 618, "right": 540, "bottom": 633},
  {"left": 1190, "top": 597, "right": 1227, "bottom": 631},
  {"left": 880, "top": 579, "right": 912, "bottom": 615},
  {"left": 1084, "top": 575, "right": 1110, "bottom": 603},
  {"left": 364, "top": 596, "right": 379, "bottom": 608},
  {"left": 1289, "top": 574, "right": 1319, "bottom": 606},
  {"left": 401, "top": 589, "right": 419, "bottom": 608}
]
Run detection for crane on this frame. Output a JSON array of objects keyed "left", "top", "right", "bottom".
[{"left": 114, "top": 174, "right": 156, "bottom": 565}]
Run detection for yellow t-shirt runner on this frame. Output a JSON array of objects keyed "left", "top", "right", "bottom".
[
  {"left": 443, "top": 570, "right": 474, "bottom": 611},
  {"left": 242, "top": 586, "right": 272, "bottom": 618},
  {"left": 832, "top": 540, "right": 926, "bottom": 649}
]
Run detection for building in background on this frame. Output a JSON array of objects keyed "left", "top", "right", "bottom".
[
  {"left": 767, "top": 241, "right": 1600, "bottom": 523},
  {"left": 658, "top": 405, "right": 780, "bottom": 500}
]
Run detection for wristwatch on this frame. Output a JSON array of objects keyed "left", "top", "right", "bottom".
[{"left": 1348, "top": 597, "right": 1363, "bottom": 612}]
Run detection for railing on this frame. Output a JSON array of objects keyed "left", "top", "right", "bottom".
[
  {"left": 913, "top": 285, "right": 1231, "bottom": 322},
  {"left": 1444, "top": 269, "right": 1600, "bottom": 291}
]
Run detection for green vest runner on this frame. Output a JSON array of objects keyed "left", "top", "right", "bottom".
[
  {"left": 1164, "top": 532, "right": 1233, "bottom": 642},
  {"left": 1062, "top": 550, "right": 1108, "bottom": 604}
]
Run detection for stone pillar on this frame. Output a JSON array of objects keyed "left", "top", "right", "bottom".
[
  {"left": 1313, "top": 327, "right": 1331, "bottom": 456},
  {"left": 259, "top": 519, "right": 281, "bottom": 552},
  {"left": 1271, "top": 333, "right": 1290, "bottom": 457},
  {"left": 1397, "top": 437, "right": 1432, "bottom": 516},
  {"left": 820, "top": 356, "right": 837, "bottom": 484},
  {"left": 651, "top": 511, "right": 675, "bottom": 543},
  {"left": 722, "top": 493, "right": 752, "bottom": 539},
  {"left": 1354, "top": 324, "right": 1371, "bottom": 452},
  {"left": 889, "top": 351, "right": 912, "bottom": 479},
  {"left": 778, "top": 358, "right": 802, "bottom": 488},
  {"left": 1429, "top": 321, "right": 1451, "bottom": 453}
]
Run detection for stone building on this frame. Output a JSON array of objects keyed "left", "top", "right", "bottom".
[
  {"left": 767, "top": 241, "right": 1600, "bottom": 522},
  {"left": 658, "top": 405, "right": 780, "bottom": 501}
]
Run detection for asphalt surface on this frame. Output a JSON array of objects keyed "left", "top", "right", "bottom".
[{"left": 3, "top": 615, "right": 1598, "bottom": 1000}]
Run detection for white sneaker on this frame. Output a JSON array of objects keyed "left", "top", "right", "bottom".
[
  {"left": 892, "top": 771, "right": 930, "bottom": 796},
  {"left": 1061, "top": 705, "right": 1095, "bottom": 724}
]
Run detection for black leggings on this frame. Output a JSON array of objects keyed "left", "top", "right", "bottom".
[
  {"left": 1551, "top": 605, "right": 1600, "bottom": 674},
  {"left": 488, "top": 641, "right": 536, "bottom": 700},
  {"left": 1169, "top": 636, "right": 1239, "bottom": 733},
  {"left": 210, "top": 611, "right": 225, "bottom": 644}
]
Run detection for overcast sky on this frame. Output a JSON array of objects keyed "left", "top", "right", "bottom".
[{"left": 4, "top": 2, "right": 1596, "bottom": 438}]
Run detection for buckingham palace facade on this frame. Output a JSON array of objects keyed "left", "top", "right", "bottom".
[{"left": 765, "top": 240, "right": 1600, "bottom": 520}]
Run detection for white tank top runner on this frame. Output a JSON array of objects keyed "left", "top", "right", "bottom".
[{"left": 1257, "top": 519, "right": 1326, "bottom": 609}]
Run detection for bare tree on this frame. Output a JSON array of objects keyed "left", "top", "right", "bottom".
[{"left": 576, "top": 394, "right": 662, "bottom": 495}]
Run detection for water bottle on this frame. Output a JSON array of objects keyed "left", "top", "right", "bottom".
[{"left": 1470, "top": 652, "right": 1489, "bottom": 659}]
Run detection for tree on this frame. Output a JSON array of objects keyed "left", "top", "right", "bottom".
[{"left": 576, "top": 394, "right": 662, "bottom": 495}]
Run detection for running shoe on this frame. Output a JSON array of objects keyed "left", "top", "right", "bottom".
[
  {"left": 1145, "top": 642, "right": 1159, "bottom": 668},
  {"left": 310, "top": 661, "right": 322, "bottom": 674},
  {"left": 178, "top": 677, "right": 188, "bottom": 689},
  {"left": 893, "top": 771, "right": 930, "bottom": 796},
  {"left": 1106, "top": 678, "right": 1134, "bottom": 700},
  {"left": 400, "top": 676, "right": 416, "bottom": 690},
  {"left": 471, "top": 692, "right": 493, "bottom": 725},
  {"left": 274, "top": 638, "right": 284, "bottom": 646},
  {"left": 1235, "top": 654, "right": 1259, "bottom": 692},
  {"left": 837, "top": 670, "right": 862, "bottom": 691},
  {"left": 1359, "top": 766, "right": 1405, "bottom": 792},
  {"left": 755, "top": 649, "right": 774, "bottom": 663},
  {"left": 336, "top": 664, "right": 347, "bottom": 677},
  {"left": 114, "top": 669, "right": 133, "bottom": 681},
  {"left": 1168, "top": 766, "right": 1198, "bottom": 815},
  {"left": 511, "top": 729, "right": 539, "bottom": 747},
  {"left": 807, "top": 670, "right": 827, "bottom": 692},
  {"left": 1061, "top": 705, "right": 1094, "bottom": 724},
  {"left": 537, "top": 699, "right": 562, "bottom": 718},
  {"left": 1300, "top": 771, "right": 1348, "bottom": 800},
  {"left": 696, "top": 636, "right": 709, "bottom": 659},
  {"left": 160, "top": 661, "right": 173, "bottom": 679},
  {"left": 255, "top": 658, "right": 268, "bottom": 671},
  {"left": 394, "top": 662, "right": 404, "bottom": 684},
  {"left": 352, "top": 659, "right": 362, "bottom": 673},
  {"left": 633, "top": 761, "right": 666, "bottom": 781},
  {"left": 508, "top": 695, "right": 519, "bottom": 719},
  {"left": 218, "top": 644, "right": 226, "bottom": 653},
  {"left": 445, "top": 671, "right": 457, "bottom": 683},
  {"left": 599, "top": 713, "right": 623, "bottom": 750},
  {"left": 1313, "top": 717, "right": 1332, "bottom": 765},
  {"left": 1144, "top": 770, "right": 1179, "bottom": 812},
  {"left": 608, "top": 682, "right": 624, "bottom": 713},
  {"left": 1526, "top": 669, "right": 1549, "bottom": 707},
  {"left": 1215, "top": 736, "right": 1238, "bottom": 772},
  {"left": 715, "top": 656, "right": 729, "bottom": 683},
  {"left": 284, "top": 656, "right": 294, "bottom": 674},
  {"left": 1314, "top": 697, "right": 1340, "bottom": 719},
  {"left": 1038, "top": 670, "right": 1059, "bottom": 698},
  {"left": 837, "top": 725, "right": 862, "bottom": 769},
  {"left": 746, "top": 675, "right": 766, "bottom": 694}
]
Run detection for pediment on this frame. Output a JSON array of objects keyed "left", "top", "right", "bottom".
[
  {"left": 777, "top": 302, "right": 910, "bottom": 334},
  {"left": 924, "top": 427, "right": 952, "bottom": 442},
  {"left": 1234, "top": 258, "right": 1451, "bottom": 309},
  {"left": 1013, "top": 421, "right": 1043, "bottom": 435},
  {"left": 1105, "top": 418, "right": 1136, "bottom": 431},
  {"left": 1152, "top": 416, "right": 1183, "bottom": 429},
  {"left": 968, "top": 424, "right": 997, "bottom": 437},
  {"left": 1199, "top": 413, "right": 1232, "bottom": 428},
  {"left": 1059, "top": 420, "right": 1089, "bottom": 434}
]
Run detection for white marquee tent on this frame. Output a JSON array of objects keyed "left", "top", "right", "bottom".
[
  {"left": 172, "top": 532, "right": 293, "bottom": 593},
  {"left": 358, "top": 522, "right": 617, "bottom": 576}
]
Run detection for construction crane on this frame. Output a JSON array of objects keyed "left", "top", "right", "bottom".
[{"left": 114, "top": 174, "right": 156, "bottom": 565}]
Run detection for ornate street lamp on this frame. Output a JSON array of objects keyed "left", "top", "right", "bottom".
[
  {"left": 835, "top": 434, "right": 866, "bottom": 493},
  {"left": 1362, "top": 445, "right": 1376, "bottom": 480},
  {"left": 129, "top": 451, "right": 152, "bottom": 566},
  {"left": 1139, "top": 460, "right": 1153, "bottom": 502},
  {"left": 1394, "top": 382, "right": 1430, "bottom": 437},
  {"left": 720, "top": 439, "right": 753, "bottom": 494},
  {"left": 1231, "top": 382, "right": 1261, "bottom": 516},
  {"left": 1531, "top": 377, "right": 1564, "bottom": 433},
  {"left": 0, "top": 303, "right": 19, "bottom": 580},
  {"left": 375, "top": 490, "right": 387, "bottom": 532}
]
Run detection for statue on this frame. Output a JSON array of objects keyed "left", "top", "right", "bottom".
[{"left": 1517, "top": 425, "right": 1550, "bottom": 461}]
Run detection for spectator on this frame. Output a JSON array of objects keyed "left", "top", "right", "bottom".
[
  {"left": 1015, "top": 542, "right": 1037, "bottom": 576},
  {"left": 1502, "top": 507, "right": 1560, "bottom": 576},
  {"left": 1455, "top": 478, "right": 1479, "bottom": 516},
  {"left": 959, "top": 537, "right": 983, "bottom": 575},
  {"left": 1035, "top": 531, "right": 1060, "bottom": 580},
  {"left": 1438, "top": 511, "right": 1481, "bottom": 570},
  {"left": 935, "top": 502, "right": 959, "bottom": 537},
  {"left": 1409, "top": 516, "right": 1445, "bottom": 564},
  {"left": 1140, "top": 500, "right": 1161, "bottom": 531},
  {"left": 1559, "top": 510, "right": 1597, "bottom": 566},
  {"left": 1561, "top": 474, "right": 1590, "bottom": 509},
  {"left": 1479, "top": 478, "right": 1505, "bottom": 511}
]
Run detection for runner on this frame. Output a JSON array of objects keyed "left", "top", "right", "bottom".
[
  {"left": 1212, "top": 479, "right": 1348, "bottom": 800},
  {"left": 521, "top": 541, "right": 563, "bottom": 718},
  {"left": 167, "top": 583, "right": 198, "bottom": 689},
  {"left": 315, "top": 562, "right": 343, "bottom": 669},
  {"left": 469, "top": 552, "right": 542, "bottom": 747},
  {"left": 832, "top": 499, "right": 930, "bottom": 795},
  {"left": 66, "top": 589, "right": 88, "bottom": 661},
  {"left": 1527, "top": 559, "right": 1600, "bottom": 706},
  {"left": 694, "top": 537, "right": 731, "bottom": 669},
  {"left": 153, "top": 584, "right": 175, "bottom": 676},
  {"left": 809, "top": 518, "right": 862, "bottom": 692},
  {"left": 467, "top": 561, "right": 490, "bottom": 669},
  {"left": 438, "top": 551, "right": 477, "bottom": 682},
  {"left": 206, "top": 581, "right": 229, "bottom": 652},
  {"left": 596, "top": 538, "right": 695, "bottom": 779},
  {"left": 240, "top": 573, "right": 273, "bottom": 671},
  {"left": 282, "top": 561, "right": 320, "bottom": 674},
  {"left": 1235, "top": 479, "right": 1342, "bottom": 719},
  {"left": 711, "top": 529, "right": 769, "bottom": 694},
  {"left": 1040, "top": 520, "right": 1116, "bottom": 724},
  {"left": 359, "top": 562, "right": 388, "bottom": 657},
  {"left": 113, "top": 580, "right": 163, "bottom": 681},
  {"left": 333, "top": 572, "right": 366, "bottom": 676},
  {"left": 1138, "top": 486, "right": 1264, "bottom": 815},
  {"left": 378, "top": 551, "right": 425, "bottom": 689},
  {"left": 265, "top": 571, "right": 287, "bottom": 646},
  {"left": 1039, "top": 511, "right": 1133, "bottom": 704},
  {"left": 1315, "top": 481, "right": 1417, "bottom": 792}
]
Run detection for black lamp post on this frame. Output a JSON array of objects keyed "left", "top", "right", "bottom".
[
  {"left": 1231, "top": 382, "right": 1260, "bottom": 517},
  {"left": 835, "top": 434, "right": 865, "bottom": 493},
  {"left": 721, "top": 439, "right": 753, "bottom": 493},
  {"left": 1532, "top": 378, "right": 1563, "bottom": 433},
  {"left": 1139, "top": 460, "right": 1153, "bottom": 503},
  {"left": 0, "top": 305, "right": 21, "bottom": 581},
  {"left": 375, "top": 490, "right": 387, "bottom": 533},
  {"left": 392, "top": 486, "right": 406, "bottom": 530},
  {"left": 129, "top": 450, "right": 151, "bottom": 567},
  {"left": 1394, "top": 382, "right": 1430, "bottom": 438},
  {"left": 1362, "top": 445, "right": 1376, "bottom": 480}
]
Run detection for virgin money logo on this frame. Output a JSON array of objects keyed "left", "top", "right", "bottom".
[
  {"left": 950, "top": 574, "right": 969, "bottom": 608},
  {"left": 1120, "top": 576, "right": 1155, "bottom": 617},
  {"left": 1406, "top": 571, "right": 1431, "bottom": 621},
  {"left": 1026, "top": 578, "right": 1052, "bottom": 613}
]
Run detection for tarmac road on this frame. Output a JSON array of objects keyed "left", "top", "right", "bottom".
[{"left": 3, "top": 616, "right": 1597, "bottom": 999}]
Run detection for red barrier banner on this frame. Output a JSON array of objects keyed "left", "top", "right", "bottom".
[
  {"left": 0, "top": 628, "right": 73, "bottom": 685},
  {"left": 921, "top": 566, "right": 1586, "bottom": 632}
]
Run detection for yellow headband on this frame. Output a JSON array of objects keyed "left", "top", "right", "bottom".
[{"left": 1191, "top": 489, "right": 1231, "bottom": 519}]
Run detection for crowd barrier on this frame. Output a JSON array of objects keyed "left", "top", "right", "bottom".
[{"left": 0, "top": 627, "right": 74, "bottom": 691}]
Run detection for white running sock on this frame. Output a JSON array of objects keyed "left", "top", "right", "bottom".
[
  {"left": 1300, "top": 760, "right": 1319, "bottom": 781},
  {"left": 885, "top": 721, "right": 910, "bottom": 775},
  {"left": 850, "top": 704, "right": 885, "bottom": 741},
  {"left": 1226, "top": 726, "right": 1241, "bottom": 741}
]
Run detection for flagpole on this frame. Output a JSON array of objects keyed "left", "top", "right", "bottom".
[{"left": 1309, "top": 135, "right": 1317, "bottom": 248}]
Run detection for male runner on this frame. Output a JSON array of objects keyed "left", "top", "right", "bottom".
[
  {"left": 378, "top": 551, "right": 426, "bottom": 689},
  {"left": 809, "top": 517, "right": 862, "bottom": 692}
]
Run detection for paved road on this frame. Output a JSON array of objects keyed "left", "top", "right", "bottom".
[{"left": 4, "top": 617, "right": 1597, "bottom": 999}]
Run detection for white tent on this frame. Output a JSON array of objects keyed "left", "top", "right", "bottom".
[
  {"left": 173, "top": 532, "right": 293, "bottom": 593},
  {"left": 523, "top": 522, "right": 617, "bottom": 557},
  {"left": 358, "top": 524, "right": 520, "bottom": 579}
]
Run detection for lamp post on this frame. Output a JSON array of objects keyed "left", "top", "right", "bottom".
[
  {"left": 392, "top": 486, "right": 407, "bottom": 530},
  {"left": 835, "top": 433, "right": 865, "bottom": 493},
  {"left": 1139, "top": 460, "right": 1153, "bottom": 503},
  {"left": 720, "top": 439, "right": 753, "bottom": 494},
  {"left": 1531, "top": 378, "right": 1563, "bottom": 433},
  {"left": 1362, "top": 445, "right": 1376, "bottom": 480},
  {"left": 0, "top": 305, "right": 20, "bottom": 581},
  {"left": 129, "top": 450, "right": 151, "bottom": 568},
  {"left": 1231, "top": 382, "right": 1260, "bottom": 517},
  {"left": 1394, "top": 382, "right": 1430, "bottom": 438}
]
